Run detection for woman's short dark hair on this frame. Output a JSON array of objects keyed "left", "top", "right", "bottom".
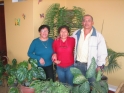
[
  {"left": 58, "top": 25, "right": 70, "bottom": 34},
  {"left": 38, "top": 25, "right": 50, "bottom": 33}
]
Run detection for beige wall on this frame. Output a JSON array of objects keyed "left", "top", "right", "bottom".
[
  {"left": 4, "top": 0, "right": 33, "bottom": 62},
  {"left": 4, "top": 0, "right": 65, "bottom": 61},
  {"left": 66, "top": 0, "right": 124, "bottom": 86},
  {"left": 33, "top": 0, "right": 66, "bottom": 38},
  {"left": 4, "top": 0, "right": 124, "bottom": 86}
]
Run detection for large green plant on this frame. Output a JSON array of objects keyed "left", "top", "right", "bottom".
[
  {"left": 0, "top": 56, "right": 5, "bottom": 85},
  {"left": 7, "top": 58, "right": 46, "bottom": 93},
  {"left": 104, "top": 48, "right": 124, "bottom": 73},
  {"left": 42, "top": 3, "right": 85, "bottom": 38},
  {"left": 70, "top": 57, "right": 108, "bottom": 93},
  {"left": 0, "top": 51, "right": 7, "bottom": 85},
  {"left": 30, "top": 80, "right": 72, "bottom": 93}
]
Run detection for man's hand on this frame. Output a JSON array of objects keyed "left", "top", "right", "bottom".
[
  {"left": 96, "top": 66, "right": 101, "bottom": 72},
  {"left": 39, "top": 58, "right": 45, "bottom": 65}
]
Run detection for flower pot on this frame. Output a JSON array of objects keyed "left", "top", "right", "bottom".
[
  {"left": 101, "top": 75, "right": 108, "bottom": 81},
  {"left": 20, "top": 85, "right": 34, "bottom": 93}
]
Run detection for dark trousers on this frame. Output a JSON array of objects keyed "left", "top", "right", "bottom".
[
  {"left": 42, "top": 64, "right": 54, "bottom": 81},
  {"left": 75, "top": 61, "right": 95, "bottom": 85}
]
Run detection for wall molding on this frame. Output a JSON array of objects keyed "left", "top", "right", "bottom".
[{"left": 109, "top": 84, "right": 117, "bottom": 92}]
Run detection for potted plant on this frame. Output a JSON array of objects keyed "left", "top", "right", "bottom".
[
  {"left": 104, "top": 48, "right": 124, "bottom": 73},
  {"left": 7, "top": 58, "right": 46, "bottom": 93},
  {"left": 42, "top": 3, "right": 85, "bottom": 38},
  {"left": 100, "top": 48, "right": 124, "bottom": 81},
  {"left": 29, "top": 79, "right": 72, "bottom": 93},
  {"left": 0, "top": 56, "right": 5, "bottom": 86},
  {"left": 0, "top": 50, "right": 7, "bottom": 86},
  {"left": 70, "top": 57, "right": 108, "bottom": 93}
]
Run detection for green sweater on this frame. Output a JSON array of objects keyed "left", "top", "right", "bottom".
[{"left": 27, "top": 38, "right": 54, "bottom": 67}]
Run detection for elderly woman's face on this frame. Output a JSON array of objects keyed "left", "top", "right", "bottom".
[
  {"left": 60, "top": 28, "right": 69, "bottom": 39},
  {"left": 39, "top": 27, "right": 49, "bottom": 38}
]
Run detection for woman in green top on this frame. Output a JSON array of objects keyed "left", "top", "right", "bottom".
[{"left": 28, "top": 25, "right": 54, "bottom": 81}]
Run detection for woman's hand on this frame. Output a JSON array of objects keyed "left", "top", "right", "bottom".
[
  {"left": 54, "top": 60, "right": 61, "bottom": 64},
  {"left": 39, "top": 58, "right": 45, "bottom": 65},
  {"left": 52, "top": 53, "right": 57, "bottom": 61}
]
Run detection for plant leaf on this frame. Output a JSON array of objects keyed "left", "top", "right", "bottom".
[
  {"left": 96, "top": 70, "right": 102, "bottom": 81},
  {"left": 79, "top": 81, "right": 90, "bottom": 93},
  {"left": 86, "top": 57, "right": 96, "bottom": 78},
  {"left": 70, "top": 67, "right": 82, "bottom": 76},
  {"left": 73, "top": 74, "right": 87, "bottom": 84}
]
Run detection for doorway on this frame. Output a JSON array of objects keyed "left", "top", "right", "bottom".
[{"left": 0, "top": 1, "right": 7, "bottom": 65}]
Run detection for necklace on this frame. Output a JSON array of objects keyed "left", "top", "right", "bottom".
[
  {"left": 39, "top": 38, "right": 48, "bottom": 48},
  {"left": 41, "top": 41, "right": 47, "bottom": 48}
]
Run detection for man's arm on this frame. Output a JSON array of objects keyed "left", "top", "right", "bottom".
[{"left": 97, "top": 33, "right": 108, "bottom": 67}]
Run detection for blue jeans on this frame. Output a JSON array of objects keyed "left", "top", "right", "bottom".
[
  {"left": 56, "top": 65, "right": 74, "bottom": 86},
  {"left": 74, "top": 61, "right": 95, "bottom": 85}
]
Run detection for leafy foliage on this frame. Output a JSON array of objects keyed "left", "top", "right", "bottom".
[
  {"left": 7, "top": 58, "right": 46, "bottom": 92},
  {"left": 30, "top": 80, "right": 72, "bottom": 93},
  {"left": 43, "top": 3, "right": 85, "bottom": 38},
  {"left": 70, "top": 57, "right": 109, "bottom": 93},
  {"left": 0, "top": 51, "right": 7, "bottom": 85},
  {"left": 70, "top": 67, "right": 83, "bottom": 76},
  {"left": 8, "top": 87, "right": 19, "bottom": 93},
  {"left": 104, "top": 48, "right": 124, "bottom": 73},
  {"left": 73, "top": 74, "right": 87, "bottom": 84},
  {"left": 86, "top": 57, "right": 96, "bottom": 78},
  {"left": 96, "top": 70, "right": 102, "bottom": 82},
  {"left": 79, "top": 81, "right": 90, "bottom": 93}
]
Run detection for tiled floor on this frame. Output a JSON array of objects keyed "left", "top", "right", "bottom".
[
  {"left": 0, "top": 80, "right": 8, "bottom": 93},
  {"left": 0, "top": 86, "right": 8, "bottom": 93}
]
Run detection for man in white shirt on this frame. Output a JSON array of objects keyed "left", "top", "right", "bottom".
[{"left": 72, "top": 14, "right": 108, "bottom": 84}]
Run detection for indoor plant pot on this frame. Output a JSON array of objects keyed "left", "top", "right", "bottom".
[
  {"left": 7, "top": 58, "right": 46, "bottom": 93},
  {"left": 20, "top": 85, "right": 35, "bottom": 93}
]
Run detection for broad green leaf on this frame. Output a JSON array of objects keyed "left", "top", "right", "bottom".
[
  {"left": 16, "top": 67, "right": 27, "bottom": 83},
  {"left": 10, "top": 68, "right": 17, "bottom": 76},
  {"left": 92, "top": 81, "right": 103, "bottom": 93},
  {"left": 27, "top": 70, "right": 33, "bottom": 82},
  {"left": 70, "top": 67, "right": 82, "bottom": 76},
  {"left": 79, "top": 81, "right": 90, "bottom": 93},
  {"left": 100, "top": 80, "right": 108, "bottom": 92},
  {"left": 72, "top": 85, "right": 79, "bottom": 93},
  {"left": 96, "top": 70, "right": 102, "bottom": 81},
  {"left": 0, "top": 67, "right": 4, "bottom": 74},
  {"left": 37, "top": 67, "right": 46, "bottom": 79},
  {"left": 8, "top": 87, "right": 19, "bottom": 93},
  {"left": 5, "top": 64, "right": 11, "bottom": 75},
  {"left": 28, "top": 58, "right": 38, "bottom": 68},
  {"left": 17, "top": 61, "right": 28, "bottom": 69},
  {"left": 12, "top": 59, "right": 17, "bottom": 68},
  {"left": 86, "top": 57, "right": 96, "bottom": 78},
  {"left": 7, "top": 76, "right": 16, "bottom": 86},
  {"left": 30, "top": 68, "right": 39, "bottom": 79},
  {"left": 91, "top": 88, "right": 97, "bottom": 93},
  {"left": 101, "top": 87, "right": 107, "bottom": 93},
  {"left": 73, "top": 74, "right": 87, "bottom": 84}
]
